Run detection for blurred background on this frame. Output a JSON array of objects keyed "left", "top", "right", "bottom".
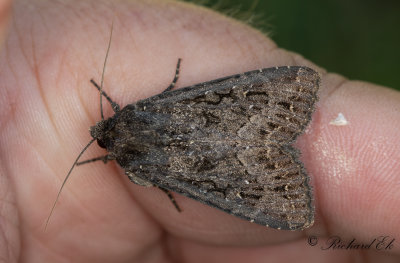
[{"left": 184, "top": 0, "right": 400, "bottom": 91}]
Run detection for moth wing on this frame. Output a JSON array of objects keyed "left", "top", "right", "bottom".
[
  {"left": 138, "top": 66, "right": 319, "bottom": 144},
  {"left": 127, "top": 142, "right": 314, "bottom": 230},
  {"left": 125, "top": 66, "right": 318, "bottom": 230}
]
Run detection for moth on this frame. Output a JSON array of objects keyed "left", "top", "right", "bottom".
[{"left": 47, "top": 35, "right": 319, "bottom": 232}]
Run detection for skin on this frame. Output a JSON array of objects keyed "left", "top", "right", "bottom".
[{"left": 0, "top": 0, "right": 399, "bottom": 262}]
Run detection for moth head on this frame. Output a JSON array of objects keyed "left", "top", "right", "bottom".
[{"left": 90, "top": 120, "right": 109, "bottom": 148}]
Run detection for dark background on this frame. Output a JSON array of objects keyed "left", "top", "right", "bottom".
[{"left": 185, "top": 0, "right": 400, "bottom": 91}]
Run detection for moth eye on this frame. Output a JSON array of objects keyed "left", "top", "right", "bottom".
[{"left": 97, "top": 139, "right": 106, "bottom": 148}]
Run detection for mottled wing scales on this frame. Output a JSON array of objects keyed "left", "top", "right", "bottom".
[
  {"left": 120, "top": 66, "right": 318, "bottom": 230},
  {"left": 236, "top": 144, "right": 313, "bottom": 229}
]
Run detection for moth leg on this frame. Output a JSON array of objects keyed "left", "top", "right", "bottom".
[
  {"left": 162, "top": 58, "right": 181, "bottom": 93},
  {"left": 157, "top": 186, "right": 182, "bottom": 212},
  {"left": 77, "top": 155, "right": 114, "bottom": 166},
  {"left": 90, "top": 79, "right": 121, "bottom": 112}
]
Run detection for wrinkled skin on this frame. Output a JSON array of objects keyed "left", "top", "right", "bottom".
[{"left": 0, "top": 0, "right": 399, "bottom": 262}]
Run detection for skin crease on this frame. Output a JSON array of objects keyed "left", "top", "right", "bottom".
[{"left": 0, "top": 0, "right": 399, "bottom": 262}]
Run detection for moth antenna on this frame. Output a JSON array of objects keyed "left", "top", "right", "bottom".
[
  {"left": 45, "top": 138, "right": 96, "bottom": 231},
  {"left": 100, "top": 21, "right": 114, "bottom": 120}
]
